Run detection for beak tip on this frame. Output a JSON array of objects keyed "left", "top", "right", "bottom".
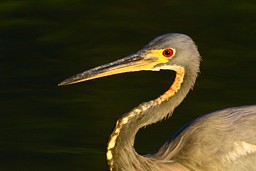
[
  {"left": 58, "top": 82, "right": 65, "bottom": 86},
  {"left": 58, "top": 80, "right": 70, "bottom": 86}
]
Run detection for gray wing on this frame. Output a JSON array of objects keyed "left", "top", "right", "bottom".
[{"left": 154, "top": 105, "right": 256, "bottom": 171}]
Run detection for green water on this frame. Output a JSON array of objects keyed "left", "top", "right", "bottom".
[{"left": 1, "top": 1, "right": 256, "bottom": 170}]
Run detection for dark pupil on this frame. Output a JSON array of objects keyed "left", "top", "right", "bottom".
[{"left": 165, "top": 50, "right": 170, "bottom": 55}]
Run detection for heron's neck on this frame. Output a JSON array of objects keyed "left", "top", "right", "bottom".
[{"left": 106, "top": 66, "right": 198, "bottom": 171}]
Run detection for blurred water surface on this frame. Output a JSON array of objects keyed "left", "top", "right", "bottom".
[{"left": 1, "top": 0, "right": 256, "bottom": 170}]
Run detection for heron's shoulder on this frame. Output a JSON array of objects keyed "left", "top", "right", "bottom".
[
  {"left": 176, "top": 105, "right": 256, "bottom": 144},
  {"left": 196, "top": 105, "right": 256, "bottom": 122}
]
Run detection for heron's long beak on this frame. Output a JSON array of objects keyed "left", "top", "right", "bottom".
[{"left": 58, "top": 53, "right": 161, "bottom": 86}]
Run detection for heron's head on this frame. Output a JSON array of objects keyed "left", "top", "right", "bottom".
[{"left": 59, "top": 33, "right": 200, "bottom": 86}]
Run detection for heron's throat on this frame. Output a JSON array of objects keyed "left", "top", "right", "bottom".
[
  {"left": 156, "top": 66, "right": 185, "bottom": 105},
  {"left": 106, "top": 66, "right": 185, "bottom": 170}
]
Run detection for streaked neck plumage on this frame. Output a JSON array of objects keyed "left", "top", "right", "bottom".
[{"left": 106, "top": 60, "right": 200, "bottom": 170}]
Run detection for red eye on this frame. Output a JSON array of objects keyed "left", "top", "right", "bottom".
[{"left": 163, "top": 48, "right": 174, "bottom": 57}]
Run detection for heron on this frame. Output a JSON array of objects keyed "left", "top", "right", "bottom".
[{"left": 59, "top": 33, "right": 256, "bottom": 171}]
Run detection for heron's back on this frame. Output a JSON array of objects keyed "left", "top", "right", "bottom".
[{"left": 155, "top": 105, "right": 256, "bottom": 171}]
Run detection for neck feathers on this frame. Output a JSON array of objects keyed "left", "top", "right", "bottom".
[{"left": 106, "top": 65, "right": 198, "bottom": 170}]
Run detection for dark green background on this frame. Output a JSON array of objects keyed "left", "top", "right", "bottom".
[{"left": 1, "top": 0, "right": 256, "bottom": 170}]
